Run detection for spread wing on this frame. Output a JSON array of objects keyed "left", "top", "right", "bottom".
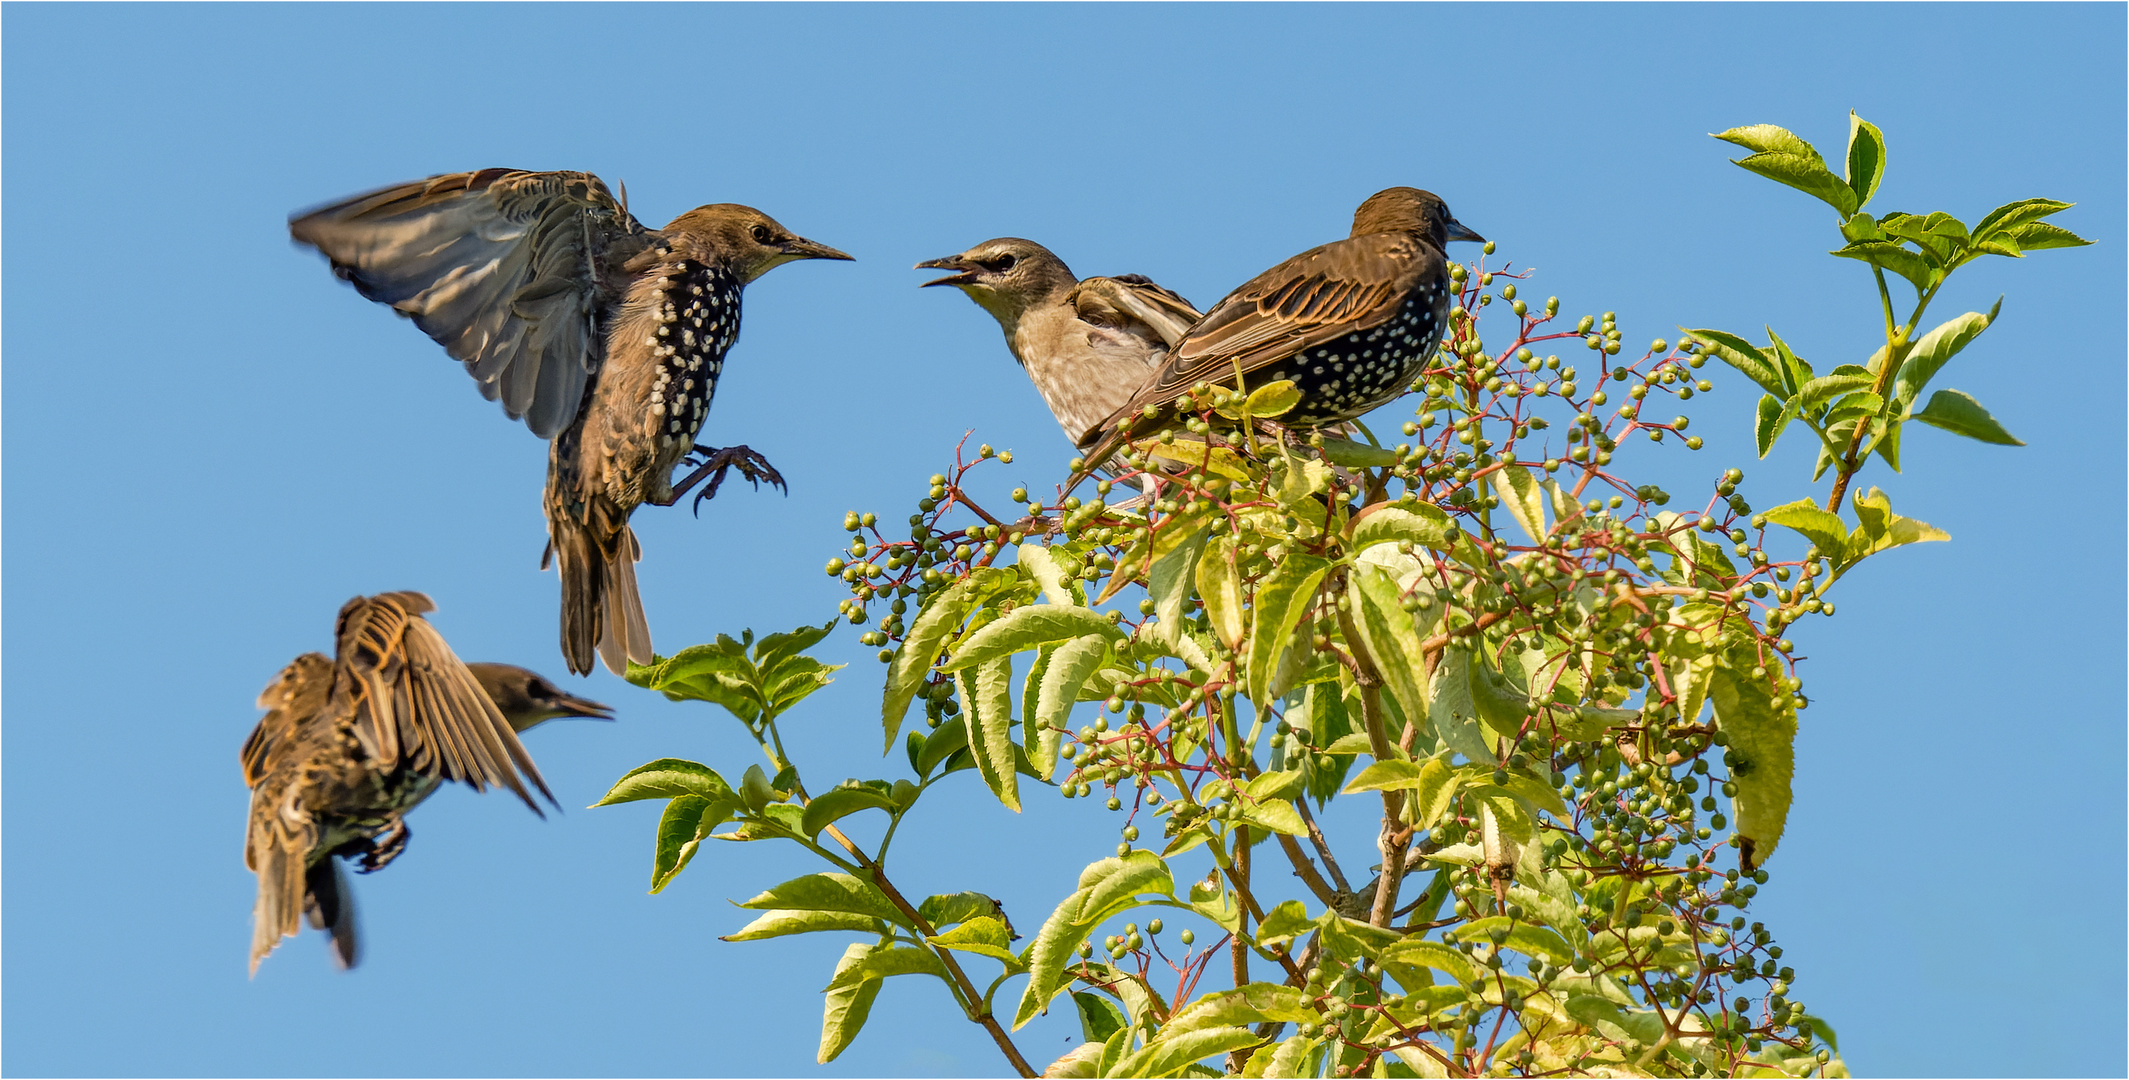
[
  {"left": 331, "top": 592, "right": 555, "bottom": 813},
  {"left": 240, "top": 653, "right": 332, "bottom": 789},
  {"left": 1070, "top": 275, "right": 1203, "bottom": 348},
  {"left": 1117, "top": 233, "right": 1427, "bottom": 411},
  {"left": 290, "top": 169, "right": 655, "bottom": 438}
]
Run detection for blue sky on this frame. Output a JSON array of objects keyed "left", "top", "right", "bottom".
[{"left": 3, "top": 4, "right": 2121, "bottom": 1076}]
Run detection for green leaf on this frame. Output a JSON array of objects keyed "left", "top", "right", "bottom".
[
  {"left": 1468, "top": 651, "right": 1530, "bottom": 740},
  {"left": 1685, "top": 328, "right": 1786, "bottom": 397},
  {"left": 1912, "top": 388, "right": 2023, "bottom": 445},
  {"left": 1165, "top": 984, "right": 1314, "bottom": 1035},
  {"left": 1489, "top": 465, "right": 1546, "bottom": 542},
  {"left": 927, "top": 915, "right": 1023, "bottom": 968},
  {"left": 1017, "top": 543, "right": 1082, "bottom": 607},
  {"left": 1014, "top": 852, "right": 1175, "bottom": 1029},
  {"left": 1198, "top": 534, "right": 1246, "bottom": 649},
  {"left": 1317, "top": 435, "right": 1400, "bottom": 468},
  {"left": 1893, "top": 311, "right": 1992, "bottom": 412},
  {"left": 1148, "top": 526, "right": 1209, "bottom": 646},
  {"left": 753, "top": 621, "right": 833, "bottom": 676},
  {"left": 1830, "top": 239, "right": 1938, "bottom": 295},
  {"left": 1712, "top": 655, "right": 1795, "bottom": 871},
  {"left": 1797, "top": 374, "right": 1874, "bottom": 413},
  {"left": 1350, "top": 502, "right": 1458, "bottom": 551},
  {"left": 822, "top": 943, "right": 949, "bottom": 992},
  {"left": 1458, "top": 915, "right": 1576, "bottom": 965},
  {"left": 1262, "top": 1035, "right": 1324, "bottom": 1079},
  {"left": 943, "top": 603, "right": 1118, "bottom": 673},
  {"left": 1839, "top": 487, "right": 1949, "bottom": 575},
  {"left": 2004, "top": 220, "right": 2091, "bottom": 250},
  {"left": 1255, "top": 900, "right": 1313, "bottom": 946},
  {"left": 1760, "top": 498, "right": 1848, "bottom": 556},
  {"left": 1754, "top": 393, "right": 1796, "bottom": 459},
  {"left": 1765, "top": 327, "right": 1813, "bottom": 393},
  {"left": 1845, "top": 111, "right": 1884, "bottom": 209},
  {"left": 1342, "top": 757, "right": 1424, "bottom": 793},
  {"left": 594, "top": 758, "right": 734, "bottom": 806},
  {"left": 881, "top": 575, "right": 979, "bottom": 751},
  {"left": 1035, "top": 634, "right": 1110, "bottom": 751},
  {"left": 800, "top": 785, "right": 901, "bottom": 839},
  {"left": 918, "top": 891, "right": 1000, "bottom": 928},
  {"left": 740, "top": 872, "right": 908, "bottom": 925},
  {"left": 1378, "top": 939, "right": 1476, "bottom": 985},
  {"left": 1244, "top": 378, "right": 1301, "bottom": 419},
  {"left": 1731, "top": 149, "right": 1859, "bottom": 217},
  {"left": 1428, "top": 648, "right": 1496, "bottom": 763},
  {"left": 817, "top": 942, "right": 882, "bottom": 1063},
  {"left": 1072, "top": 991, "right": 1127, "bottom": 1045},
  {"left": 1245, "top": 554, "right": 1334, "bottom": 709},
  {"left": 912, "top": 711, "right": 968, "bottom": 777},
  {"left": 1347, "top": 564, "right": 1431, "bottom": 727},
  {"left": 1023, "top": 645, "right": 1060, "bottom": 782},
  {"left": 1111, "top": 1027, "right": 1264, "bottom": 1079},
  {"left": 724, "top": 908, "right": 884, "bottom": 942},
  {"left": 957, "top": 655, "right": 1021, "bottom": 812},
  {"left": 650, "top": 794, "right": 734, "bottom": 893},
  {"left": 1564, "top": 995, "right": 1666, "bottom": 1050},
  {"left": 1711, "top": 123, "right": 1820, "bottom": 158},
  {"left": 1974, "top": 197, "right": 2072, "bottom": 239}
]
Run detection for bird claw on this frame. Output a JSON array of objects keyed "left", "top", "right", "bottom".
[
  {"left": 354, "top": 819, "right": 409, "bottom": 873},
  {"left": 682, "top": 444, "right": 787, "bottom": 516}
]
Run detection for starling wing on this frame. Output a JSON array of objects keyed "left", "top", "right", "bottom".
[
  {"left": 1106, "top": 232, "right": 1428, "bottom": 421},
  {"left": 1068, "top": 274, "right": 1203, "bottom": 349},
  {"left": 330, "top": 591, "right": 555, "bottom": 814},
  {"left": 290, "top": 169, "right": 655, "bottom": 439}
]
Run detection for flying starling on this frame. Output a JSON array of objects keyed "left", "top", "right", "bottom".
[
  {"left": 291, "top": 170, "right": 853, "bottom": 675},
  {"left": 1084, "top": 188, "right": 1482, "bottom": 462},
  {"left": 914, "top": 239, "right": 1201, "bottom": 448},
  {"left": 241, "top": 591, "right": 610, "bottom": 973}
]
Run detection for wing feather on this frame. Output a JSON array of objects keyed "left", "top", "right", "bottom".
[
  {"left": 290, "top": 169, "right": 653, "bottom": 439},
  {"left": 1070, "top": 275, "right": 1204, "bottom": 348}
]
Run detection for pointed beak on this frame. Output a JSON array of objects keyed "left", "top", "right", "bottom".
[
  {"left": 914, "top": 255, "right": 979, "bottom": 288},
  {"left": 784, "top": 236, "right": 854, "bottom": 263},
  {"left": 1444, "top": 217, "right": 1485, "bottom": 245},
  {"left": 542, "top": 689, "right": 615, "bottom": 722}
]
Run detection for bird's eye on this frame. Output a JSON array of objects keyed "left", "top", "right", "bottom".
[
  {"left": 750, "top": 224, "right": 773, "bottom": 244},
  {"left": 982, "top": 255, "right": 1016, "bottom": 272}
]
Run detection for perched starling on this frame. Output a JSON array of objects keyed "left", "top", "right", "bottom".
[
  {"left": 291, "top": 170, "right": 852, "bottom": 675},
  {"left": 240, "top": 591, "right": 608, "bottom": 973},
  {"left": 914, "top": 239, "right": 1201, "bottom": 448},
  {"left": 1084, "top": 188, "right": 1482, "bottom": 461}
]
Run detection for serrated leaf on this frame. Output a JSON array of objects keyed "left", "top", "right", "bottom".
[
  {"left": 822, "top": 943, "right": 949, "bottom": 992},
  {"left": 1198, "top": 534, "right": 1246, "bottom": 649},
  {"left": 1014, "top": 852, "right": 1175, "bottom": 1029},
  {"left": 1111, "top": 1027, "right": 1264, "bottom": 1079},
  {"left": 1712, "top": 656, "right": 1794, "bottom": 871},
  {"left": 1765, "top": 327, "right": 1813, "bottom": 392},
  {"left": 927, "top": 915, "right": 1023, "bottom": 968},
  {"left": 1458, "top": 915, "right": 1575, "bottom": 965},
  {"left": 1017, "top": 543, "right": 1082, "bottom": 607},
  {"left": 1149, "top": 526, "right": 1208, "bottom": 646},
  {"left": 1797, "top": 374, "right": 1874, "bottom": 413},
  {"left": 1732, "top": 150, "right": 1858, "bottom": 216},
  {"left": 1347, "top": 564, "right": 1431, "bottom": 728},
  {"left": 1143, "top": 439, "right": 1254, "bottom": 483},
  {"left": 882, "top": 575, "right": 980, "bottom": 751},
  {"left": 1245, "top": 379, "right": 1301, "bottom": 419},
  {"left": 595, "top": 758, "right": 734, "bottom": 806},
  {"left": 1912, "top": 388, "right": 2023, "bottom": 445},
  {"left": 1379, "top": 939, "right": 1476, "bottom": 985},
  {"left": 1845, "top": 111, "right": 1884, "bottom": 208},
  {"left": 943, "top": 604, "right": 1119, "bottom": 673},
  {"left": 1161, "top": 985, "right": 1312, "bottom": 1040},
  {"left": 1245, "top": 554, "right": 1333, "bottom": 709},
  {"left": 1839, "top": 487, "right": 1949, "bottom": 575},
  {"left": 1685, "top": 328, "right": 1786, "bottom": 397},
  {"left": 650, "top": 794, "right": 734, "bottom": 893},
  {"left": 740, "top": 872, "right": 908, "bottom": 925},
  {"left": 1351, "top": 501, "right": 1458, "bottom": 551},
  {"left": 1490, "top": 465, "right": 1546, "bottom": 542},
  {"left": 818, "top": 942, "right": 882, "bottom": 1063},
  {"left": 1754, "top": 393, "right": 1796, "bottom": 459},
  {"left": 1760, "top": 498, "right": 1849, "bottom": 556},
  {"left": 725, "top": 908, "right": 884, "bottom": 942},
  {"left": 1035, "top": 634, "right": 1109, "bottom": 748},
  {"left": 1564, "top": 995, "right": 1666, "bottom": 1049},
  {"left": 1428, "top": 647, "right": 1495, "bottom": 763},
  {"left": 1255, "top": 900, "right": 1313, "bottom": 946},
  {"left": 1711, "top": 123, "right": 1820, "bottom": 158},
  {"left": 1830, "top": 239, "right": 1938, "bottom": 295},
  {"left": 1468, "top": 651, "right": 1530, "bottom": 740},
  {"left": 957, "top": 655, "right": 1020, "bottom": 812},
  {"left": 2004, "top": 220, "right": 2091, "bottom": 250},
  {"left": 1072, "top": 992, "right": 1127, "bottom": 1045},
  {"left": 800, "top": 785, "right": 901, "bottom": 839},
  {"left": 1893, "top": 311, "right": 1991, "bottom": 411},
  {"left": 765, "top": 655, "right": 842, "bottom": 716},
  {"left": 1318, "top": 435, "right": 1399, "bottom": 468},
  {"left": 754, "top": 621, "right": 833, "bottom": 675}
]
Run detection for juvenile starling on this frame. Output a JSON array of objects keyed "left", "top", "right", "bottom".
[
  {"left": 240, "top": 591, "right": 608, "bottom": 973},
  {"left": 1084, "top": 188, "right": 1482, "bottom": 461},
  {"left": 914, "top": 239, "right": 1201, "bottom": 448},
  {"left": 291, "top": 170, "right": 853, "bottom": 675}
]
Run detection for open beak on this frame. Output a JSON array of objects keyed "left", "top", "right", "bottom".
[
  {"left": 914, "top": 254, "right": 980, "bottom": 288},
  {"left": 1444, "top": 218, "right": 1486, "bottom": 245},
  {"left": 784, "top": 236, "right": 855, "bottom": 263},
  {"left": 544, "top": 689, "right": 616, "bottom": 722}
]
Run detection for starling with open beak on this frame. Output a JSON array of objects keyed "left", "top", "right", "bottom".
[
  {"left": 240, "top": 591, "right": 608, "bottom": 973},
  {"left": 292, "top": 170, "right": 853, "bottom": 675},
  {"left": 1083, "top": 188, "right": 1482, "bottom": 464},
  {"left": 914, "top": 239, "right": 1201, "bottom": 449}
]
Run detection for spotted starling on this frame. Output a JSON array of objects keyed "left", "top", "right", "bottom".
[
  {"left": 291, "top": 170, "right": 852, "bottom": 675},
  {"left": 241, "top": 591, "right": 609, "bottom": 973},
  {"left": 1084, "top": 188, "right": 1482, "bottom": 462},
  {"left": 914, "top": 239, "right": 1201, "bottom": 448}
]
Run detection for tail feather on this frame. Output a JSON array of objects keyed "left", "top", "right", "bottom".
[
  {"left": 249, "top": 842, "right": 306, "bottom": 976},
  {"left": 594, "top": 525, "right": 653, "bottom": 676},
  {"left": 303, "top": 859, "right": 361, "bottom": 971},
  {"left": 553, "top": 515, "right": 602, "bottom": 677}
]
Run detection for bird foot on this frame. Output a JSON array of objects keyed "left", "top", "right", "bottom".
[
  {"left": 354, "top": 818, "right": 410, "bottom": 873},
  {"left": 671, "top": 444, "right": 788, "bottom": 516}
]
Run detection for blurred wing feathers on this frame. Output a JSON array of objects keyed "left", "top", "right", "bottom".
[
  {"left": 290, "top": 169, "right": 652, "bottom": 438},
  {"left": 1071, "top": 276, "right": 1203, "bottom": 348}
]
